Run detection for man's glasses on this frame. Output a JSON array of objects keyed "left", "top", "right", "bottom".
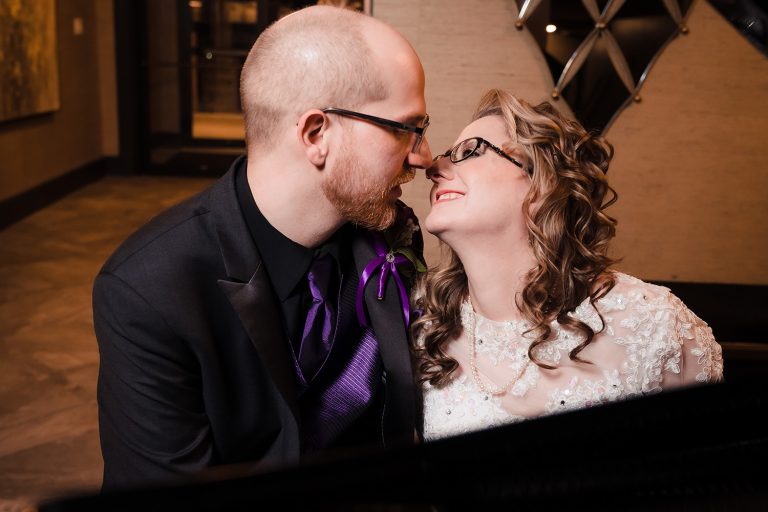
[
  {"left": 321, "top": 107, "right": 429, "bottom": 154},
  {"left": 432, "top": 137, "right": 528, "bottom": 172}
]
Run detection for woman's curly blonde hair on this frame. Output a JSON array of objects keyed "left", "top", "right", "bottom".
[{"left": 411, "top": 89, "right": 619, "bottom": 387}]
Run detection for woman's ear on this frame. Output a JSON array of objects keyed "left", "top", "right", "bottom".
[{"left": 297, "top": 109, "right": 329, "bottom": 167}]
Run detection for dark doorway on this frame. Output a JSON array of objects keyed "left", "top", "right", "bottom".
[{"left": 115, "top": 0, "right": 321, "bottom": 175}]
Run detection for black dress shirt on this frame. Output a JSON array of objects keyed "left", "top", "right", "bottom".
[
  {"left": 235, "top": 165, "right": 383, "bottom": 452},
  {"left": 235, "top": 164, "right": 347, "bottom": 359}
]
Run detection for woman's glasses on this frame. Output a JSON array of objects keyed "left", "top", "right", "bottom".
[{"left": 432, "top": 137, "right": 527, "bottom": 170}]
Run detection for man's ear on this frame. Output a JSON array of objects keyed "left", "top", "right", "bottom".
[{"left": 297, "top": 109, "right": 329, "bottom": 167}]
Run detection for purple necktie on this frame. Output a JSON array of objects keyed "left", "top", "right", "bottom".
[{"left": 298, "top": 253, "right": 337, "bottom": 382}]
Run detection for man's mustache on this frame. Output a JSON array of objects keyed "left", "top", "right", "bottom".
[{"left": 394, "top": 167, "right": 416, "bottom": 186}]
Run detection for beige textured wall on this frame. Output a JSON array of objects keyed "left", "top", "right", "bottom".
[
  {"left": 378, "top": 0, "right": 768, "bottom": 285},
  {"left": 0, "top": 0, "right": 118, "bottom": 203},
  {"left": 606, "top": 1, "right": 768, "bottom": 285}
]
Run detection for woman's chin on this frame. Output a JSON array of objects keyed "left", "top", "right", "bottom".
[{"left": 423, "top": 213, "right": 445, "bottom": 237}]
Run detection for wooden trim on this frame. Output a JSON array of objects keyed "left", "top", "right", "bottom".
[
  {"left": 0, "top": 157, "right": 117, "bottom": 230},
  {"left": 721, "top": 342, "right": 768, "bottom": 358}
]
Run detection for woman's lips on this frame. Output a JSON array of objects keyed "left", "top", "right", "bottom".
[{"left": 434, "top": 190, "right": 465, "bottom": 203}]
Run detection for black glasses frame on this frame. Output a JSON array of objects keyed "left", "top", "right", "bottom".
[
  {"left": 433, "top": 137, "right": 528, "bottom": 172},
  {"left": 321, "top": 107, "right": 429, "bottom": 153}
]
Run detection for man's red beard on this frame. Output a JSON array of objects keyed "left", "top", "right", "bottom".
[{"left": 322, "top": 145, "right": 415, "bottom": 230}]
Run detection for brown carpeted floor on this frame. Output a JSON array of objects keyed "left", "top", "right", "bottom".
[{"left": 0, "top": 175, "right": 213, "bottom": 509}]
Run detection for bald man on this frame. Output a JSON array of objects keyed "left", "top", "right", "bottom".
[{"left": 93, "top": 6, "right": 432, "bottom": 489}]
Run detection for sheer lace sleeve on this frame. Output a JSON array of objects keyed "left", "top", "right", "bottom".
[
  {"left": 595, "top": 275, "right": 723, "bottom": 394},
  {"left": 660, "top": 294, "right": 724, "bottom": 388}
]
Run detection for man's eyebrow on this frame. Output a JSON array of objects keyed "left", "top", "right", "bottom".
[{"left": 403, "top": 114, "right": 428, "bottom": 125}]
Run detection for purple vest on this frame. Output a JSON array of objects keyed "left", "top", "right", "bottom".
[{"left": 292, "top": 265, "right": 382, "bottom": 452}]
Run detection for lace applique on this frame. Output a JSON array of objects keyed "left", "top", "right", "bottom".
[
  {"left": 692, "top": 336, "right": 724, "bottom": 383},
  {"left": 609, "top": 277, "right": 722, "bottom": 393},
  {"left": 460, "top": 303, "right": 528, "bottom": 366},
  {"left": 596, "top": 290, "right": 630, "bottom": 313},
  {"left": 510, "top": 363, "right": 540, "bottom": 397},
  {"left": 545, "top": 370, "right": 625, "bottom": 413},
  {"left": 673, "top": 295, "right": 723, "bottom": 382},
  {"left": 460, "top": 302, "right": 540, "bottom": 396},
  {"left": 422, "top": 374, "right": 525, "bottom": 440},
  {"left": 571, "top": 299, "right": 614, "bottom": 336}
]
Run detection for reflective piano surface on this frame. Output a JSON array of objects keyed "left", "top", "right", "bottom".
[{"left": 41, "top": 376, "right": 768, "bottom": 511}]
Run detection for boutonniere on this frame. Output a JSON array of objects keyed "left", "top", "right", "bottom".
[{"left": 356, "top": 205, "right": 426, "bottom": 328}]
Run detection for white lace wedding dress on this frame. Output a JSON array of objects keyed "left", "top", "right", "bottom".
[{"left": 421, "top": 272, "right": 724, "bottom": 441}]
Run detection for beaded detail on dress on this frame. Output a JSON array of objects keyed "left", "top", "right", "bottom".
[{"left": 421, "top": 272, "right": 723, "bottom": 441}]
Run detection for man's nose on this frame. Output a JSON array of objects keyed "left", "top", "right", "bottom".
[{"left": 408, "top": 136, "right": 433, "bottom": 170}]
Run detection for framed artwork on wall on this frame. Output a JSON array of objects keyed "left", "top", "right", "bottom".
[{"left": 0, "top": 0, "right": 61, "bottom": 123}]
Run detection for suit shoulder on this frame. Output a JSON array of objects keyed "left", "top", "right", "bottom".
[{"left": 101, "top": 187, "right": 214, "bottom": 274}]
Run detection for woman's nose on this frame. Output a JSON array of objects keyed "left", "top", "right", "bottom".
[{"left": 426, "top": 158, "right": 454, "bottom": 182}]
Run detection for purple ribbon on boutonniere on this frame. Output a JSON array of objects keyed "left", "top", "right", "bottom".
[{"left": 356, "top": 233, "right": 413, "bottom": 329}]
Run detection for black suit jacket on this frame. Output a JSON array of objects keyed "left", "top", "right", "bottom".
[{"left": 93, "top": 157, "right": 421, "bottom": 490}]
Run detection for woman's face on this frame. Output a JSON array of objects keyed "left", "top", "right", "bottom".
[{"left": 425, "top": 115, "right": 531, "bottom": 242}]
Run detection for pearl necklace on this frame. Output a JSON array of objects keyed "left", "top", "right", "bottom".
[{"left": 467, "top": 304, "right": 531, "bottom": 397}]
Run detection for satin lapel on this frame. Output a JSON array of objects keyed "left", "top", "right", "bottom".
[
  {"left": 351, "top": 232, "right": 416, "bottom": 445},
  {"left": 217, "top": 270, "right": 298, "bottom": 419},
  {"left": 211, "top": 158, "right": 298, "bottom": 419}
]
